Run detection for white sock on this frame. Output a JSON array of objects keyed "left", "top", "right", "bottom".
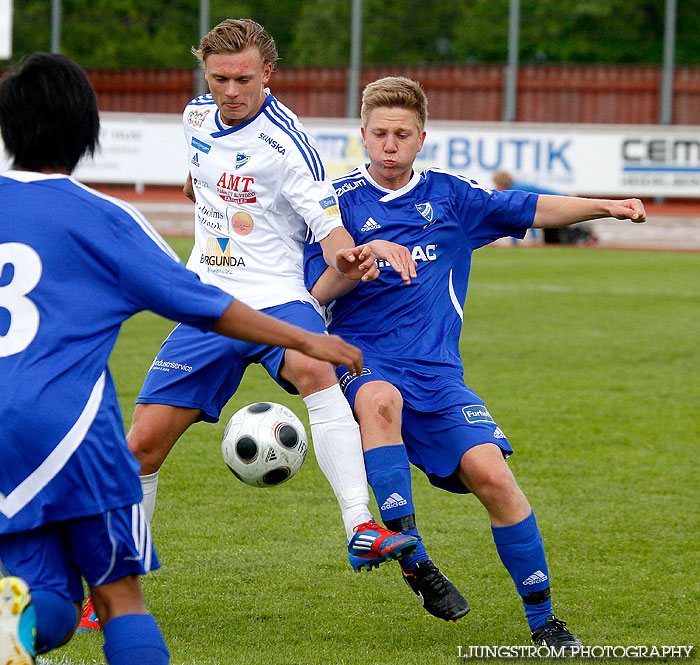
[
  {"left": 303, "top": 384, "right": 372, "bottom": 540},
  {"left": 140, "top": 470, "right": 159, "bottom": 524}
]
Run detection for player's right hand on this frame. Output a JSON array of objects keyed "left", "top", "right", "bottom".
[{"left": 300, "top": 333, "right": 363, "bottom": 376}]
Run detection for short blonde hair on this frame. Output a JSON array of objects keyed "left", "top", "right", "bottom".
[
  {"left": 192, "top": 18, "right": 279, "bottom": 69},
  {"left": 361, "top": 77, "right": 428, "bottom": 133}
]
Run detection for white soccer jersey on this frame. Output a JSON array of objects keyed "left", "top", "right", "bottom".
[{"left": 183, "top": 92, "right": 342, "bottom": 310}]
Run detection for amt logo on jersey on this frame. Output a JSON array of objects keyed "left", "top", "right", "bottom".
[{"left": 216, "top": 172, "right": 256, "bottom": 204}]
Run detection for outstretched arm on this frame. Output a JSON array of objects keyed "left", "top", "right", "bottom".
[
  {"left": 211, "top": 299, "right": 363, "bottom": 375},
  {"left": 533, "top": 195, "right": 646, "bottom": 228}
]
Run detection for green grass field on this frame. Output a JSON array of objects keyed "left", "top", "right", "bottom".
[{"left": 41, "top": 241, "right": 699, "bottom": 665}]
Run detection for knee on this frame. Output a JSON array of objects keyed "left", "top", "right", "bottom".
[
  {"left": 355, "top": 382, "right": 403, "bottom": 434},
  {"left": 126, "top": 411, "right": 167, "bottom": 474},
  {"left": 366, "top": 384, "right": 403, "bottom": 424},
  {"left": 283, "top": 350, "right": 335, "bottom": 395},
  {"left": 461, "top": 460, "right": 517, "bottom": 502}
]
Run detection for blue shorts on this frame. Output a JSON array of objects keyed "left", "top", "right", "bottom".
[
  {"left": 137, "top": 301, "right": 327, "bottom": 423},
  {"left": 0, "top": 503, "right": 159, "bottom": 602},
  {"left": 337, "top": 358, "right": 513, "bottom": 494}
]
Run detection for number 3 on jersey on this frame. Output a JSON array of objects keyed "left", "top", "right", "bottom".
[{"left": 0, "top": 242, "right": 42, "bottom": 358}]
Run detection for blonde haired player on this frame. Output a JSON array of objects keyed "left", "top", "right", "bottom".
[{"left": 72, "top": 20, "right": 421, "bottom": 632}]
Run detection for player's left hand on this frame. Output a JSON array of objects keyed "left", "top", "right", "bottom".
[
  {"left": 609, "top": 198, "right": 646, "bottom": 223},
  {"left": 358, "top": 240, "right": 418, "bottom": 285}
]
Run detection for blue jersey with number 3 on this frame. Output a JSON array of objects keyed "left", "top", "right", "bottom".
[
  {"left": 0, "top": 171, "right": 233, "bottom": 534},
  {"left": 304, "top": 165, "right": 537, "bottom": 378}
]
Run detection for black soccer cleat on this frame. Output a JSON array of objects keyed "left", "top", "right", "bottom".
[
  {"left": 531, "top": 615, "right": 583, "bottom": 652},
  {"left": 401, "top": 559, "right": 470, "bottom": 622}
]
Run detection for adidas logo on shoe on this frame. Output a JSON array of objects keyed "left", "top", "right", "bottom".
[
  {"left": 380, "top": 493, "right": 408, "bottom": 510},
  {"left": 522, "top": 570, "right": 548, "bottom": 586},
  {"left": 361, "top": 217, "right": 381, "bottom": 231}
]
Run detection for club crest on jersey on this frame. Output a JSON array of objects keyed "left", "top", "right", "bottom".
[
  {"left": 216, "top": 172, "right": 256, "bottom": 204},
  {"left": 319, "top": 196, "right": 340, "bottom": 217},
  {"left": 462, "top": 405, "right": 495, "bottom": 424},
  {"left": 191, "top": 137, "right": 211, "bottom": 154},
  {"left": 416, "top": 202, "right": 434, "bottom": 223},
  {"left": 187, "top": 109, "right": 210, "bottom": 128},
  {"left": 235, "top": 152, "right": 250, "bottom": 169},
  {"left": 200, "top": 237, "right": 246, "bottom": 273}
]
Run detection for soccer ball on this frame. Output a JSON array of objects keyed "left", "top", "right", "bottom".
[{"left": 221, "top": 402, "right": 308, "bottom": 488}]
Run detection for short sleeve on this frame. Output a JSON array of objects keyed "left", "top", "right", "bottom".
[
  {"left": 280, "top": 164, "right": 343, "bottom": 243},
  {"left": 454, "top": 179, "right": 538, "bottom": 249},
  {"left": 303, "top": 235, "right": 328, "bottom": 291}
]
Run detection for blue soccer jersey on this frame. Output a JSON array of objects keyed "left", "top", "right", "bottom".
[
  {"left": 0, "top": 171, "right": 233, "bottom": 534},
  {"left": 304, "top": 165, "right": 537, "bottom": 380}
]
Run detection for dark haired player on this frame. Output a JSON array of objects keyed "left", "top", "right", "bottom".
[{"left": 0, "top": 52, "right": 365, "bottom": 665}]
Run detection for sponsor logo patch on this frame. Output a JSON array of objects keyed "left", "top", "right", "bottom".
[
  {"left": 197, "top": 204, "right": 226, "bottom": 233},
  {"left": 522, "top": 570, "right": 548, "bottom": 586},
  {"left": 376, "top": 244, "right": 435, "bottom": 268},
  {"left": 492, "top": 427, "right": 507, "bottom": 440},
  {"left": 258, "top": 132, "right": 285, "bottom": 154},
  {"left": 187, "top": 109, "right": 210, "bottom": 128},
  {"left": 361, "top": 217, "right": 381, "bottom": 232},
  {"left": 200, "top": 237, "right": 246, "bottom": 273},
  {"left": 338, "top": 367, "right": 372, "bottom": 392},
  {"left": 319, "top": 196, "right": 340, "bottom": 217},
  {"left": 462, "top": 404, "right": 495, "bottom": 424},
  {"left": 191, "top": 137, "right": 212, "bottom": 153},
  {"left": 229, "top": 210, "right": 254, "bottom": 236},
  {"left": 149, "top": 359, "right": 193, "bottom": 373},
  {"left": 380, "top": 493, "right": 408, "bottom": 510},
  {"left": 191, "top": 153, "right": 200, "bottom": 167},
  {"left": 216, "top": 172, "right": 256, "bottom": 204}
]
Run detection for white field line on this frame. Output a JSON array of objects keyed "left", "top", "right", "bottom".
[{"left": 475, "top": 282, "right": 700, "bottom": 299}]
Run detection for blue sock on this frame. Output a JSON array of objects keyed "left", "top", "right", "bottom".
[
  {"left": 491, "top": 511, "right": 552, "bottom": 631},
  {"left": 31, "top": 590, "right": 77, "bottom": 654},
  {"left": 103, "top": 614, "right": 169, "bottom": 665},
  {"left": 364, "top": 445, "right": 428, "bottom": 570}
]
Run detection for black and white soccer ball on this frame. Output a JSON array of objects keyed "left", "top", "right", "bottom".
[{"left": 221, "top": 402, "right": 308, "bottom": 488}]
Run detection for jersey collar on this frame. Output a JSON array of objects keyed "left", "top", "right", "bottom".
[
  {"left": 211, "top": 91, "right": 273, "bottom": 137},
  {"left": 1, "top": 170, "right": 71, "bottom": 182},
  {"left": 359, "top": 163, "right": 423, "bottom": 202}
]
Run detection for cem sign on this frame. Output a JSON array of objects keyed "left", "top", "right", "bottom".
[{"left": 621, "top": 136, "right": 700, "bottom": 191}]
